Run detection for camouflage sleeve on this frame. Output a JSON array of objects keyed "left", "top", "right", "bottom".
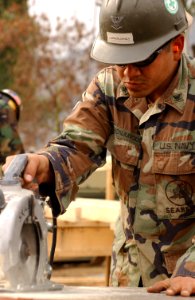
[
  {"left": 39, "top": 72, "right": 111, "bottom": 216},
  {"left": 172, "top": 240, "right": 195, "bottom": 278}
]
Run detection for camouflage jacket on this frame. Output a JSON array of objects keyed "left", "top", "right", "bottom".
[
  {"left": 0, "top": 94, "right": 24, "bottom": 167},
  {"left": 41, "top": 53, "right": 195, "bottom": 287}
]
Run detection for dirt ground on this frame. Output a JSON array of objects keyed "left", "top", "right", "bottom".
[{"left": 51, "top": 258, "right": 108, "bottom": 287}]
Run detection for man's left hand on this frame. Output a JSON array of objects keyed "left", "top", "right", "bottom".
[{"left": 147, "top": 276, "right": 195, "bottom": 297}]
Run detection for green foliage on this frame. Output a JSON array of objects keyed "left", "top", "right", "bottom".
[
  {"left": 0, "top": 0, "right": 30, "bottom": 89},
  {"left": 0, "top": 47, "right": 16, "bottom": 87},
  {"left": 0, "top": 0, "right": 27, "bottom": 17},
  {"left": 0, "top": 0, "right": 27, "bottom": 9}
]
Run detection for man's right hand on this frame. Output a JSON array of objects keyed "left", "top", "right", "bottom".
[{"left": 2, "top": 153, "right": 52, "bottom": 189}]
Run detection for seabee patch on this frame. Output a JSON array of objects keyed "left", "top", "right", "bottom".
[{"left": 165, "top": 179, "right": 193, "bottom": 206}]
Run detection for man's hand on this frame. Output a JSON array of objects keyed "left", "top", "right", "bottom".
[
  {"left": 147, "top": 276, "right": 195, "bottom": 297},
  {"left": 2, "top": 153, "right": 53, "bottom": 189}
]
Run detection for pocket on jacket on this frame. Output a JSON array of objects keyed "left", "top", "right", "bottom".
[
  {"left": 106, "top": 128, "right": 141, "bottom": 196},
  {"left": 153, "top": 150, "right": 195, "bottom": 220}
]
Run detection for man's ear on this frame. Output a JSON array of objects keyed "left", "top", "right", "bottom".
[{"left": 171, "top": 35, "right": 184, "bottom": 60}]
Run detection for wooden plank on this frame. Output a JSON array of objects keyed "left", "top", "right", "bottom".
[
  {"left": 45, "top": 198, "right": 119, "bottom": 259},
  {"left": 45, "top": 198, "right": 120, "bottom": 224},
  {"left": 45, "top": 198, "right": 119, "bottom": 286},
  {"left": 48, "top": 223, "right": 114, "bottom": 259},
  {"left": 0, "top": 287, "right": 185, "bottom": 300}
]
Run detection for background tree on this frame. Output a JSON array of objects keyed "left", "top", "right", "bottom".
[
  {"left": 0, "top": 1, "right": 100, "bottom": 151},
  {"left": 0, "top": 0, "right": 29, "bottom": 87}
]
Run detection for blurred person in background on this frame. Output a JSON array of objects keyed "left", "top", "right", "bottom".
[
  {"left": 3, "top": 0, "right": 195, "bottom": 296},
  {"left": 0, "top": 89, "right": 24, "bottom": 171}
]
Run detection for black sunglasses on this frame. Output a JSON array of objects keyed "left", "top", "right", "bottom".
[{"left": 116, "top": 39, "right": 172, "bottom": 69}]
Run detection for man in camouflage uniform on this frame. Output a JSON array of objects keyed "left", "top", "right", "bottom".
[
  {"left": 0, "top": 89, "right": 24, "bottom": 166},
  {"left": 3, "top": 0, "right": 195, "bottom": 296},
  {"left": 0, "top": 89, "right": 24, "bottom": 169}
]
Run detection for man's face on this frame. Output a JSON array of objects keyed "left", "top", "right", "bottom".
[{"left": 115, "top": 36, "right": 184, "bottom": 102}]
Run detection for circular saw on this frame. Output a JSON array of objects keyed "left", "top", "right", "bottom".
[{"left": 0, "top": 154, "right": 63, "bottom": 291}]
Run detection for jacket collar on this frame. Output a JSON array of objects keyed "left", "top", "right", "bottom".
[{"left": 163, "top": 54, "right": 188, "bottom": 114}]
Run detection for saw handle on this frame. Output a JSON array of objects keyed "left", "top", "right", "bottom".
[{"left": 3, "top": 154, "right": 28, "bottom": 182}]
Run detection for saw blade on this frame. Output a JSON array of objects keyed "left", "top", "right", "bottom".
[
  {"left": 0, "top": 188, "right": 55, "bottom": 290},
  {"left": 5, "top": 220, "right": 40, "bottom": 288}
]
